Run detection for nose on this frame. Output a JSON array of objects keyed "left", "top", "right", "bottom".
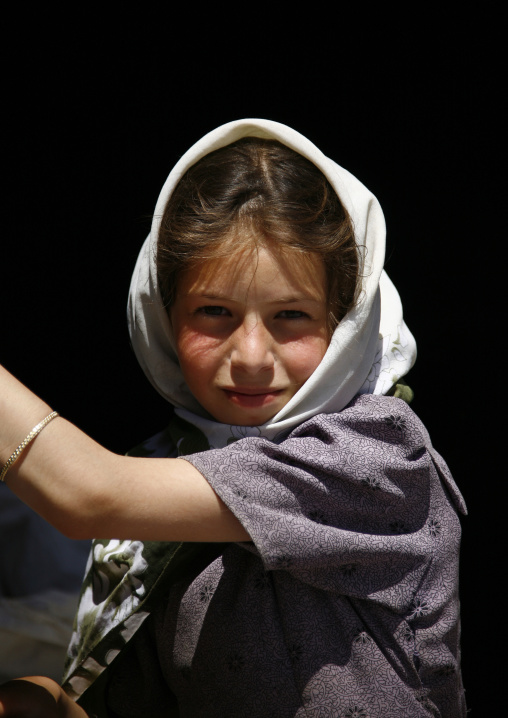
[{"left": 230, "top": 318, "right": 275, "bottom": 375}]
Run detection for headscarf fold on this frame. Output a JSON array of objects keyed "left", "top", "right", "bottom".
[{"left": 127, "top": 119, "right": 416, "bottom": 447}]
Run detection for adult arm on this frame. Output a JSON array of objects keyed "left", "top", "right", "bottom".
[{"left": 0, "top": 365, "right": 249, "bottom": 542}]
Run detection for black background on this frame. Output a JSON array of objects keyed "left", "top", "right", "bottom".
[{"left": 1, "top": 15, "right": 501, "bottom": 713}]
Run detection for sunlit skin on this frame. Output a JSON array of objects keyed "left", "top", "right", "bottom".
[{"left": 171, "top": 240, "right": 330, "bottom": 426}]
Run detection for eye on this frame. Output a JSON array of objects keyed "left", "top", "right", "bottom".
[
  {"left": 277, "top": 310, "right": 310, "bottom": 319},
  {"left": 197, "top": 305, "right": 230, "bottom": 316}
]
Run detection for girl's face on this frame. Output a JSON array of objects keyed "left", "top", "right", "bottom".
[{"left": 171, "top": 242, "right": 329, "bottom": 426}]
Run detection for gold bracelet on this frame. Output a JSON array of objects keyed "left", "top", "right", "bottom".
[{"left": 0, "top": 411, "right": 59, "bottom": 483}]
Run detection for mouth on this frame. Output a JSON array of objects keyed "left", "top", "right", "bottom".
[{"left": 222, "top": 388, "right": 284, "bottom": 408}]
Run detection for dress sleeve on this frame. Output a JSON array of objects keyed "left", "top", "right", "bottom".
[{"left": 184, "top": 395, "right": 464, "bottom": 606}]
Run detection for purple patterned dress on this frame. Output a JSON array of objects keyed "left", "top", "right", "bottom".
[
  {"left": 74, "top": 395, "right": 467, "bottom": 717},
  {"left": 67, "top": 119, "right": 464, "bottom": 716}
]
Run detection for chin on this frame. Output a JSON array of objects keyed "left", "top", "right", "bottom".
[{"left": 227, "top": 409, "right": 280, "bottom": 427}]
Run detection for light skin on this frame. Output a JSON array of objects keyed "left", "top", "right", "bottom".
[
  {"left": 0, "top": 239, "right": 330, "bottom": 713},
  {"left": 0, "top": 677, "right": 87, "bottom": 717},
  {"left": 171, "top": 241, "right": 329, "bottom": 426}
]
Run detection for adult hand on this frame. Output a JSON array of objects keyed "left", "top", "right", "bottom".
[{"left": 0, "top": 677, "right": 87, "bottom": 717}]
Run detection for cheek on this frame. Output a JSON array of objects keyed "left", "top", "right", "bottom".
[
  {"left": 282, "top": 336, "right": 328, "bottom": 380},
  {"left": 174, "top": 326, "right": 225, "bottom": 374}
]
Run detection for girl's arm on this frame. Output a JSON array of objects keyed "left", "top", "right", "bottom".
[
  {"left": 0, "top": 365, "right": 249, "bottom": 542},
  {"left": 0, "top": 677, "right": 87, "bottom": 717}
]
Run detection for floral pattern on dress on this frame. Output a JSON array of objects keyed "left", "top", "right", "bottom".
[
  {"left": 179, "top": 395, "right": 467, "bottom": 717},
  {"left": 64, "top": 394, "right": 467, "bottom": 717}
]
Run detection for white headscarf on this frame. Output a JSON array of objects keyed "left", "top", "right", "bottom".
[{"left": 127, "top": 119, "right": 416, "bottom": 447}]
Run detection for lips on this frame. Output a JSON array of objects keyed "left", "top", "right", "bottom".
[
  {"left": 222, "top": 387, "right": 284, "bottom": 408},
  {"left": 223, "top": 387, "right": 283, "bottom": 396}
]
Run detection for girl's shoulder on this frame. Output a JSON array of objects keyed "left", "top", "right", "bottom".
[
  {"left": 290, "top": 393, "right": 430, "bottom": 450},
  {"left": 288, "top": 393, "right": 467, "bottom": 516},
  {"left": 345, "top": 392, "right": 429, "bottom": 439}
]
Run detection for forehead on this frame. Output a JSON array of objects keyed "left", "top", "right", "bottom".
[{"left": 177, "top": 242, "right": 327, "bottom": 302}]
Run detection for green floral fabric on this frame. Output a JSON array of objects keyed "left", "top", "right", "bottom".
[{"left": 62, "top": 414, "right": 210, "bottom": 712}]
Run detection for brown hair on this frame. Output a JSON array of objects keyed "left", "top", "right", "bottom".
[{"left": 157, "top": 137, "right": 359, "bottom": 333}]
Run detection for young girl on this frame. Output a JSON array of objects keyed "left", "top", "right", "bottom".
[{"left": 0, "top": 119, "right": 467, "bottom": 717}]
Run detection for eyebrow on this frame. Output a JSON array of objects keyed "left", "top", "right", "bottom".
[
  {"left": 194, "top": 293, "right": 322, "bottom": 304},
  {"left": 271, "top": 297, "right": 322, "bottom": 304}
]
